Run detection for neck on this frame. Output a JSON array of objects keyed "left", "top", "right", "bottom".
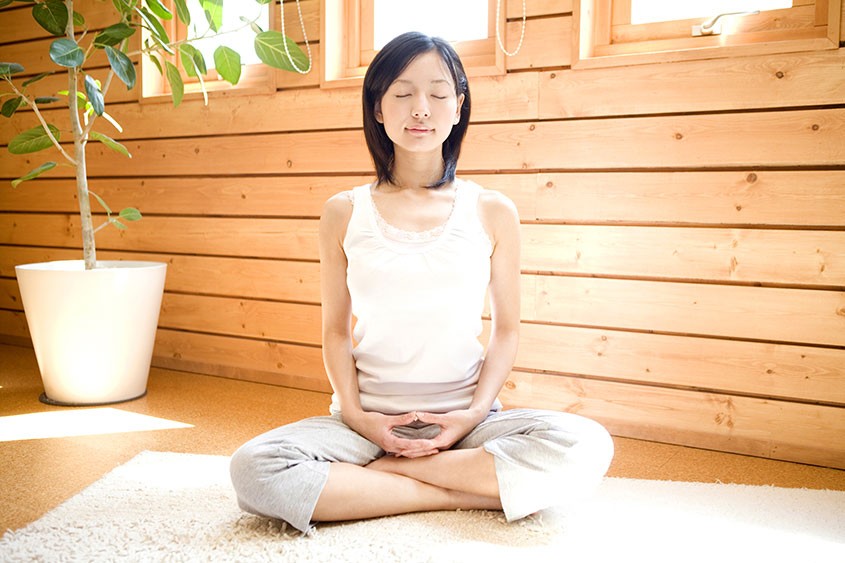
[{"left": 390, "top": 148, "right": 446, "bottom": 190}]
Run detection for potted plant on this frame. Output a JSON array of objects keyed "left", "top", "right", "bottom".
[{"left": 1, "top": 0, "right": 308, "bottom": 405}]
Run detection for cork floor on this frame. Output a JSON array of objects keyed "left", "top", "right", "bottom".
[{"left": 2, "top": 342, "right": 844, "bottom": 533}]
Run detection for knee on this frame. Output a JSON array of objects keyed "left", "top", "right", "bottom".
[
  {"left": 578, "top": 416, "right": 615, "bottom": 474},
  {"left": 543, "top": 412, "right": 615, "bottom": 475},
  {"left": 229, "top": 442, "right": 263, "bottom": 496}
]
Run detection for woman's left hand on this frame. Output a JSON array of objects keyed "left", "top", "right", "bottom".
[{"left": 411, "top": 408, "right": 487, "bottom": 453}]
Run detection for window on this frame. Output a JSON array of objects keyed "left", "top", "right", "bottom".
[
  {"left": 322, "top": 0, "right": 504, "bottom": 88},
  {"left": 573, "top": 0, "right": 842, "bottom": 68},
  {"left": 141, "top": 1, "right": 279, "bottom": 103}
]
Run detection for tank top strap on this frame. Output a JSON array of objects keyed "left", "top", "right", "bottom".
[{"left": 452, "top": 179, "right": 489, "bottom": 238}]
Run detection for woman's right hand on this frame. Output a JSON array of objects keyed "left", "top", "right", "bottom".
[{"left": 343, "top": 410, "right": 438, "bottom": 457}]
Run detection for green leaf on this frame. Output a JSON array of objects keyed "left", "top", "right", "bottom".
[
  {"left": 173, "top": 0, "right": 190, "bottom": 25},
  {"left": 110, "top": 218, "right": 128, "bottom": 230},
  {"left": 241, "top": 16, "right": 263, "bottom": 35},
  {"left": 105, "top": 46, "right": 136, "bottom": 89},
  {"left": 136, "top": 6, "right": 170, "bottom": 45},
  {"left": 84, "top": 75, "right": 104, "bottom": 116},
  {"left": 90, "top": 191, "right": 112, "bottom": 214},
  {"left": 146, "top": 29, "right": 175, "bottom": 55},
  {"left": 90, "top": 130, "right": 131, "bottom": 158},
  {"left": 94, "top": 23, "right": 135, "bottom": 47},
  {"left": 213, "top": 46, "right": 241, "bottom": 85},
  {"left": 254, "top": 32, "right": 309, "bottom": 72},
  {"left": 0, "top": 0, "right": 15, "bottom": 8},
  {"left": 145, "top": 0, "right": 172, "bottom": 20},
  {"left": 33, "top": 96, "right": 60, "bottom": 104},
  {"left": 0, "top": 62, "right": 26, "bottom": 77},
  {"left": 200, "top": 0, "right": 223, "bottom": 32},
  {"left": 73, "top": 11, "right": 85, "bottom": 27},
  {"left": 8, "top": 124, "right": 61, "bottom": 154},
  {"left": 11, "top": 162, "right": 57, "bottom": 188},
  {"left": 1, "top": 96, "right": 24, "bottom": 118},
  {"left": 179, "top": 44, "right": 206, "bottom": 78},
  {"left": 32, "top": 0, "right": 68, "bottom": 36},
  {"left": 119, "top": 207, "right": 142, "bottom": 221},
  {"left": 164, "top": 61, "right": 183, "bottom": 107},
  {"left": 148, "top": 53, "right": 163, "bottom": 75},
  {"left": 111, "top": 0, "right": 133, "bottom": 16},
  {"left": 22, "top": 72, "right": 51, "bottom": 87},
  {"left": 49, "top": 38, "right": 84, "bottom": 68}
]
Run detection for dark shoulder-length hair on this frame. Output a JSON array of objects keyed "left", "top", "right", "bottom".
[{"left": 362, "top": 32, "right": 471, "bottom": 189}]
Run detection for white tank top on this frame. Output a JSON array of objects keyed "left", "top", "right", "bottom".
[{"left": 330, "top": 178, "right": 501, "bottom": 415}]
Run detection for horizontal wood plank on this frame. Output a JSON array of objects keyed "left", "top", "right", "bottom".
[
  {"left": 0, "top": 73, "right": 538, "bottom": 142},
  {"left": 0, "top": 309, "right": 28, "bottom": 339},
  {"left": 0, "top": 246, "right": 321, "bottom": 303},
  {"left": 4, "top": 109, "right": 844, "bottom": 178},
  {"left": 501, "top": 321, "right": 845, "bottom": 405},
  {"left": 522, "top": 225, "right": 845, "bottom": 286},
  {"left": 526, "top": 170, "right": 845, "bottom": 226},
  {"left": 4, "top": 171, "right": 845, "bottom": 228},
  {"left": 0, "top": 176, "right": 356, "bottom": 218},
  {"left": 461, "top": 108, "right": 845, "bottom": 171},
  {"left": 159, "top": 293, "right": 322, "bottom": 345},
  {"left": 152, "top": 328, "right": 331, "bottom": 393},
  {"left": 541, "top": 50, "right": 845, "bottom": 118},
  {"left": 525, "top": 275, "right": 845, "bottom": 346},
  {"left": 0, "top": 35, "right": 135, "bottom": 77},
  {"left": 500, "top": 371, "right": 845, "bottom": 468},
  {"left": 0, "top": 215, "right": 320, "bottom": 260},
  {"left": 0, "top": 0, "right": 120, "bottom": 45}
]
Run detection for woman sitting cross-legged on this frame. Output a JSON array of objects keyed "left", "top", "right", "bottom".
[{"left": 230, "top": 31, "right": 614, "bottom": 534}]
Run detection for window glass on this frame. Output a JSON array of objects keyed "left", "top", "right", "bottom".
[
  {"left": 185, "top": 1, "right": 270, "bottom": 68},
  {"left": 373, "top": 0, "right": 488, "bottom": 49},
  {"left": 630, "top": 0, "right": 792, "bottom": 25}
]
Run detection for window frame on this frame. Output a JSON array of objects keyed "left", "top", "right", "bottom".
[
  {"left": 321, "top": 0, "right": 505, "bottom": 89},
  {"left": 573, "top": 0, "right": 842, "bottom": 69},
  {"left": 140, "top": 1, "right": 280, "bottom": 104}
]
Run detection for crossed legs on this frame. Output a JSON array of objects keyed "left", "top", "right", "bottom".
[{"left": 311, "top": 449, "right": 502, "bottom": 522}]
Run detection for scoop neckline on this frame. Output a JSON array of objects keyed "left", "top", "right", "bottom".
[{"left": 365, "top": 180, "right": 463, "bottom": 252}]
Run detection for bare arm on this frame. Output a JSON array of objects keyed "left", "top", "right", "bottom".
[
  {"left": 318, "top": 192, "right": 360, "bottom": 413},
  {"left": 470, "top": 190, "right": 521, "bottom": 413}
]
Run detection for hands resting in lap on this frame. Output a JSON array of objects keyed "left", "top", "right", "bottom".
[{"left": 343, "top": 409, "right": 487, "bottom": 459}]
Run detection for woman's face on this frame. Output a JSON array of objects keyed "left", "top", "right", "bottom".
[{"left": 375, "top": 51, "right": 465, "bottom": 159}]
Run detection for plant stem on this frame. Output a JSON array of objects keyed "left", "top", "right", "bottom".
[
  {"left": 65, "top": 0, "right": 97, "bottom": 270},
  {"left": 4, "top": 78, "right": 76, "bottom": 166}
]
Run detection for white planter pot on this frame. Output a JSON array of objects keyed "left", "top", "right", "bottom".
[{"left": 15, "top": 260, "right": 167, "bottom": 406}]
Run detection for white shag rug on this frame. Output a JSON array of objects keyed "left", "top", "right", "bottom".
[{"left": 1, "top": 451, "right": 843, "bottom": 562}]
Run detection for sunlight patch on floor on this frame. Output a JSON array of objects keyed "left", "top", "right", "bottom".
[{"left": 0, "top": 408, "right": 193, "bottom": 442}]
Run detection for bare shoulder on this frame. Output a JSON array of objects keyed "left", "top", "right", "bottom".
[
  {"left": 322, "top": 190, "right": 353, "bottom": 217},
  {"left": 477, "top": 188, "right": 519, "bottom": 228},
  {"left": 321, "top": 190, "right": 353, "bottom": 222},
  {"left": 320, "top": 190, "right": 354, "bottom": 240}
]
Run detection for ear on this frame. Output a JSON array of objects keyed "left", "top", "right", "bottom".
[
  {"left": 454, "top": 93, "right": 465, "bottom": 124},
  {"left": 374, "top": 100, "right": 384, "bottom": 123}
]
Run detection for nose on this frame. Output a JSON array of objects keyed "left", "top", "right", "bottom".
[{"left": 411, "top": 95, "right": 430, "bottom": 119}]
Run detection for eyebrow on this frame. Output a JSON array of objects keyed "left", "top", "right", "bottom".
[{"left": 391, "top": 79, "right": 452, "bottom": 86}]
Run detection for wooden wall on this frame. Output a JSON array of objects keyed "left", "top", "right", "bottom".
[{"left": 1, "top": 1, "right": 844, "bottom": 468}]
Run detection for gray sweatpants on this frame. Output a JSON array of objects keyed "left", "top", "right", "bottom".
[{"left": 230, "top": 408, "right": 614, "bottom": 533}]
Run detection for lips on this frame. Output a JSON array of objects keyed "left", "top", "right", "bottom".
[{"left": 406, "top": 126, "right": 432, "bottom": 135}]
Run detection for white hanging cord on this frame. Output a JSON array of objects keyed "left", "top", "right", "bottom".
[
  {"left": 280, "top": 0, "right": 312, "bottom": 74},
  {"left": 496, "top": 0, "right": 526, "bottom": 57}
]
